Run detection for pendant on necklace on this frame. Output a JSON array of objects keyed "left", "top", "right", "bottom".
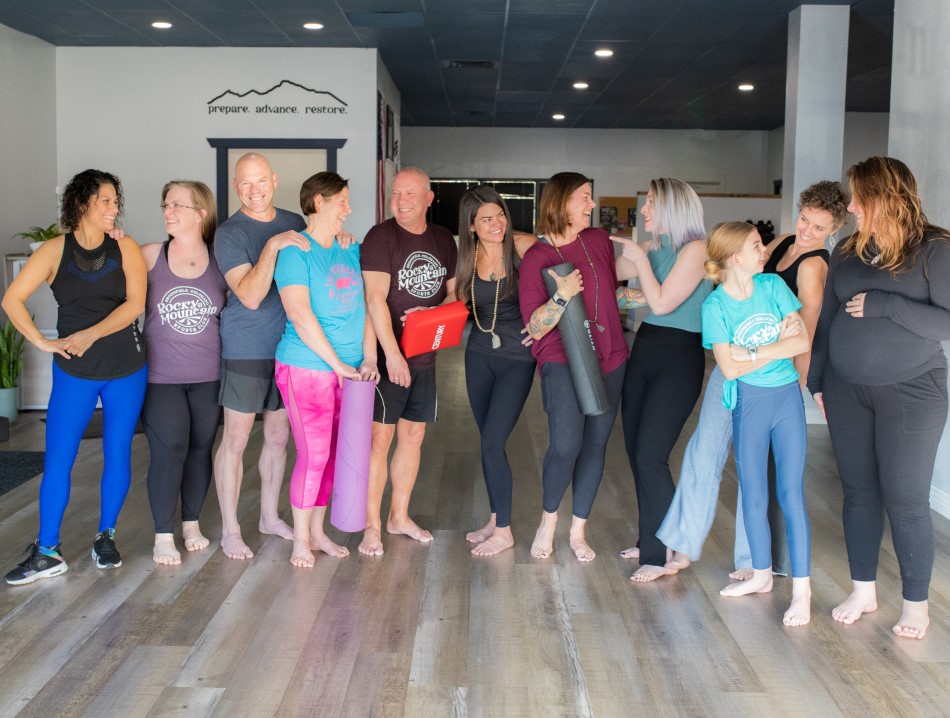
[
  {"left": 489, "top": 272, "right": 496, "bottom": 281},
  {"left": 491, "top": 332, "right": 501, "bottom": 349},
  {"left": 596, "top": 324, "right": 606, "bottom": 333}
]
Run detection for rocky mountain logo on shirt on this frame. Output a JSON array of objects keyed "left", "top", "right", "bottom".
[
  {"left": 158, "top": 287, "right": 219, "bottom": 335},
  {"left": 397, "top": 251, "right": 447, "bottom": 299},
  {"left": 733, "top": 312, "right": 780, "bottom": 347}
]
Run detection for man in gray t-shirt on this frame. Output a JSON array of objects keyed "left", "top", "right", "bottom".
[{"left": 212, "top": 152, "right": 309, "bottom": 560}]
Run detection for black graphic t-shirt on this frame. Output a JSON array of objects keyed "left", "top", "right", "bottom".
[{"left": 361, "top": 218, "right": 458, "bottom": 368}]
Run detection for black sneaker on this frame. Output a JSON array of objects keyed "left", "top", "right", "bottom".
[
  {"left": 5, "top": 542, "right": 68, "bottom": 585},
  {"left": 92, "top": 530, "right": 122, "bottom": 569}
]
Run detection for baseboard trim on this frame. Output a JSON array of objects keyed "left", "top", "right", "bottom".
[{"left": 932, "top": 483, "right": 950, "bottom": 520}]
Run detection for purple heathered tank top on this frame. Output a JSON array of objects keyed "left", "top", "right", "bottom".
[{"left": 144, "top": 242, "right": 229, "bottom": 384}]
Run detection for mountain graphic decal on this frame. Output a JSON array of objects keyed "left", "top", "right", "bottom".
[{"left": 208, "top": 80, "right": 347, "bottom": 106}]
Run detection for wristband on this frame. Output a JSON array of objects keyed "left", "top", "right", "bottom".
[{"left": 552, "top": 292, "right": 568, "bottom": 307}]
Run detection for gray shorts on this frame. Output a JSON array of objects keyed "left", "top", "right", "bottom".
[{"left": 218, "top": 359, "right": 283, "bottom": 414}]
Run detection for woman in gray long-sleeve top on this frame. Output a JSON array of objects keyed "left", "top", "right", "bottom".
[{"left": 807, "top": 156, "right": 950, "bottom": 640}]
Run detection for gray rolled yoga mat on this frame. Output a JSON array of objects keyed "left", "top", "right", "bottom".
[{"left": 542, "top": 261, "right": 610, "bottom": 416}]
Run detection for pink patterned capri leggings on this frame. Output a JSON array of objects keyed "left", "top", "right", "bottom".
[{"left": 274, "top": 361, "right": 341, "bottom": 509}]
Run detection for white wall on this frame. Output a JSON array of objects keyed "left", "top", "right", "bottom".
[
  {"left": 0, "top": 25, "right": 57, "bottom": 259},
  {"left": 888, "top": 0, "right": 950, "bottom": 516},
  {"left": 401, "top": 126, "right": 773, "bottom": 202},
  {"left": 56, "top": 47, "right": 381, "bottom": 243}
]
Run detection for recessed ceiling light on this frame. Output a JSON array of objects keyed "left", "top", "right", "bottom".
[
  {"left": 303, "top": 22, "right": 324, "bottom": 30},
  {"left": 151, "top": 21, "right": 172, "bottom": 29},
  {"left": 738, "top": 83, "right": 754, "bottom": 91},
  {"left": 573, "top": 82, "right": 589, "bottom": 89},
  {"left": 594, "top": 49, "right": 613, "bottom": 58},
  {"left": 553, "top": 113, "right": 565, "bottom": 120}
]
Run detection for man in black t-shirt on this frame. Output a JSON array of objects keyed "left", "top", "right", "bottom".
[{"left": 359, "top": 167, "right": 458, "bottom": 556}]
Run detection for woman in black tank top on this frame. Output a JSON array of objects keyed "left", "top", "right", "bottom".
[
  {"left": 729, "top": 180, "right": 850, "bottom": 581},
  {"left": 2, "top": 169, "right": 148, "bottom": 586}
]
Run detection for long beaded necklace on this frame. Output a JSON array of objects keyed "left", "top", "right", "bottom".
[
  {"left": 548, "top": 231, "right": 605, "bottom": 332},
  {"left": 471, "top": 241, "right": 502, "bottom": 349}
]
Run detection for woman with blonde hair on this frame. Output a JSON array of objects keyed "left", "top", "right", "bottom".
[
  {"left": 808, "top": 157, "right": 950, "bottom": 639},
  {"left": 612, "top": 178, "right": 711, "bottom": 582},
  {"left": 702, "top": 221, "right": 811, "bottom": 625},
  {"left": 140, "top": 180, "right": 228, "bottom": 565}
]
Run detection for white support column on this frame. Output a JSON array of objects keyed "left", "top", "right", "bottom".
[
  {"left": 780, "top": 5, "right": 850, "bottom": 235},
  {"left": 888, "top": 0, "right": 950, "bottom": 518}
]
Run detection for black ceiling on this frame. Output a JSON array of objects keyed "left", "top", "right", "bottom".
[{"left": 0, "top": 0, "right": 894, "bottom": 130}]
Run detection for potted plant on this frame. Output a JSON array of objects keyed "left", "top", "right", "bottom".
[
  {"left": 14, "top": 223, "right": 60, "bottom": 253},
  {"left": 0, "top": 319, "right": 26, "bottom": 422}
]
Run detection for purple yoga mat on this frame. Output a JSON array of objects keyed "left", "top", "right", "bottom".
[{"left": 331, "top": 378, "right": 376, "bottom": 532}]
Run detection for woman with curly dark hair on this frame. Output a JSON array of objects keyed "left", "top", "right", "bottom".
[
  {"left": 808, "top": 157, "right": 950, "bottom": 639},
  {"left": 3, "top": 169, "right": 147, "bottom": 585}
]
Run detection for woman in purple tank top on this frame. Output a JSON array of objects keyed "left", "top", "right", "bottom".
[{"left": 140, "top": 181, "right": 228, "bottom": 566}]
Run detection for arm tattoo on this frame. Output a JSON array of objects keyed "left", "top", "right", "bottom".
[{"left": 528, "top": 298, "right": 566, "bottom": 339}]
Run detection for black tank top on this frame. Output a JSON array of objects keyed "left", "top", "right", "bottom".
[
  {"left": 467, "top": 275, "right": 534, "bottom": 361},
  {"left": 763, "top": 235, "right": 829, "bottom": 296},
  {"left": 51, "top": 233, "right": 146, "bottom": 379}
]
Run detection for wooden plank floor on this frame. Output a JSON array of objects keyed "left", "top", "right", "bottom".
[{"left": 1, "top": 345, "right": 949, "bottom": 717}]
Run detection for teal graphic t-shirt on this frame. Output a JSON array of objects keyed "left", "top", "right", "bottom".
[
  {"left": 275, "top": 233, "right": 365, "bottom": 372},
  {"left": 701, "top": 273, "right": 802, "bottom": 408}
]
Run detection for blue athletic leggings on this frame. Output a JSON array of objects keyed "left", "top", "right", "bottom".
[
  {"left": 732, "top": 380, "right": 810, "bottom": 578},
  {"left": 39, "top": 363, "right": 148, "bottom": 547}
]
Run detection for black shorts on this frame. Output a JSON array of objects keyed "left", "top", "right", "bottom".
[
  {"left": 374, "top": 365, "right": 437, "bottom": 424},
  {"left": 218, "top": 359, "right": 283, "bottom": 414}
]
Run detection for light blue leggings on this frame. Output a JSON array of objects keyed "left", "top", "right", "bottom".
[
  {"left": 733, "top": 380, "right": 809, "bottom": 577},
  {"left": 39, "top": 363, "right": 148, "bottom": 547}
]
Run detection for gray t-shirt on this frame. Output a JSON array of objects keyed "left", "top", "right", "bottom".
[{"left": 214, "top": 208, "right": 306, "bottom": 359}]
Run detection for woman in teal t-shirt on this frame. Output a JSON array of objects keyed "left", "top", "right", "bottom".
[
  {"left": 701, "top": 221, "right": 811, "bottom": 626},
  {"left": 274, "top": 172, "right": 379, "bottom": 569}
]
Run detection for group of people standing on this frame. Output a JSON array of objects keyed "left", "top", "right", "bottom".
[{"left": 3, "top": 154, "right": 947, "bottom": 641}]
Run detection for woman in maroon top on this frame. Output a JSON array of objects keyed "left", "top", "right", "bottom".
[{"left": 519, "top": 172, "right": 629, "bottom": 561}]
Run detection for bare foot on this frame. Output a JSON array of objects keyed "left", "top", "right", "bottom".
[
  {"left": 570, "top": 537, "right": 596, "bottom": 562},
  {"left": 729, "top": 567, "right": 754, "bottom": 581},
  {"left": 386, "top": 517, "right": 433, "bottom": 543},
  {"left": 666, "top": 551, "right": 691, "bottom": 571},
  {"left": 466, "top": 516, "right": 496, "bottom": 544},
  {"left": 290, "top": 539, "right": 315, "bottom": 568},
  {"left": 831, "top": 580, "right": 877, "bottom": 624},
  {"left": 720, "top": 568, "right": 773, "bottom": 597},
  {"left": 358, "top": 527, "right": 385, "bottom": 556},
  {"left": 153, "top": 533, "right": 182, "bottom": 565},
  {"left": 783, "top": 577, "right": 812, "bottom": 627},
  {"left": 531, "top": 513, "right": 557, "bottom": 559},
  {"left": 221, "top": 532, "right": 254, "bottom": 560},
  {"left": 182, "top": 521, "right": 209, "bottom": 552},
  {"left": 893, "top": 599, "right": 929, "bottom": 640},
  {"left": 312, "top": 533, "right": 349, "bottom": 558},
  {"left": 619, "top": 546, "right": 640, "bottom": 559},
  {"left": 259, "top": 516, "right": 294, "bottom": 540},
  {"left": 631, "top": 564, "right": 678, "bottom": 582},
  {"left": 472, "top": 528, "right": 514, "bottom": 557}
]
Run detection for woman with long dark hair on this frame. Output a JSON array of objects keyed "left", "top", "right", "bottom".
[
  {"left": 4, "top": 169, "right": 147, "bottom": 584},
  {"left": 456, "top": 185, "right": 536, "bottom": 556},
  {"left": 808, "top": 156, "right": 950, "bottom": 639},
  {"left": 141, "top": 180, "right": 227, "bottom": 565}
]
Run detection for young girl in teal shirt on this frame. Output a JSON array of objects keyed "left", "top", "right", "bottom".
[{"left": 701, "top": 221, "right": 812, "bottom": 626}]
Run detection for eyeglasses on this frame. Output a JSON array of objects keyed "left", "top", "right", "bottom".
[{"left": 160, "top": 202, "right": 199, "bottom": 212}]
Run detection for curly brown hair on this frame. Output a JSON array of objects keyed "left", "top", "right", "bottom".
[
  {"left": 60, "top": 169, "right": 124, "bottom": 231},
  {"left": 798, "top": 180, "right": 849, "bottom": 227}
]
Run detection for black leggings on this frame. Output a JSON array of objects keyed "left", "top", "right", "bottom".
[
  {"left": 464, "top": 348, "right": 536, "bottom": 528},
  {"left": 141, "top": 381, "right": 221, "bottom": 533},
  {"left": 622, "top": 323, "right": 705, "bottom": 566},
  {"left": 540, "top": 362, "right": 624, "bottom": 519},
  {"left": 824, "top": 364, "right": 947, "bottom": 602}
]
